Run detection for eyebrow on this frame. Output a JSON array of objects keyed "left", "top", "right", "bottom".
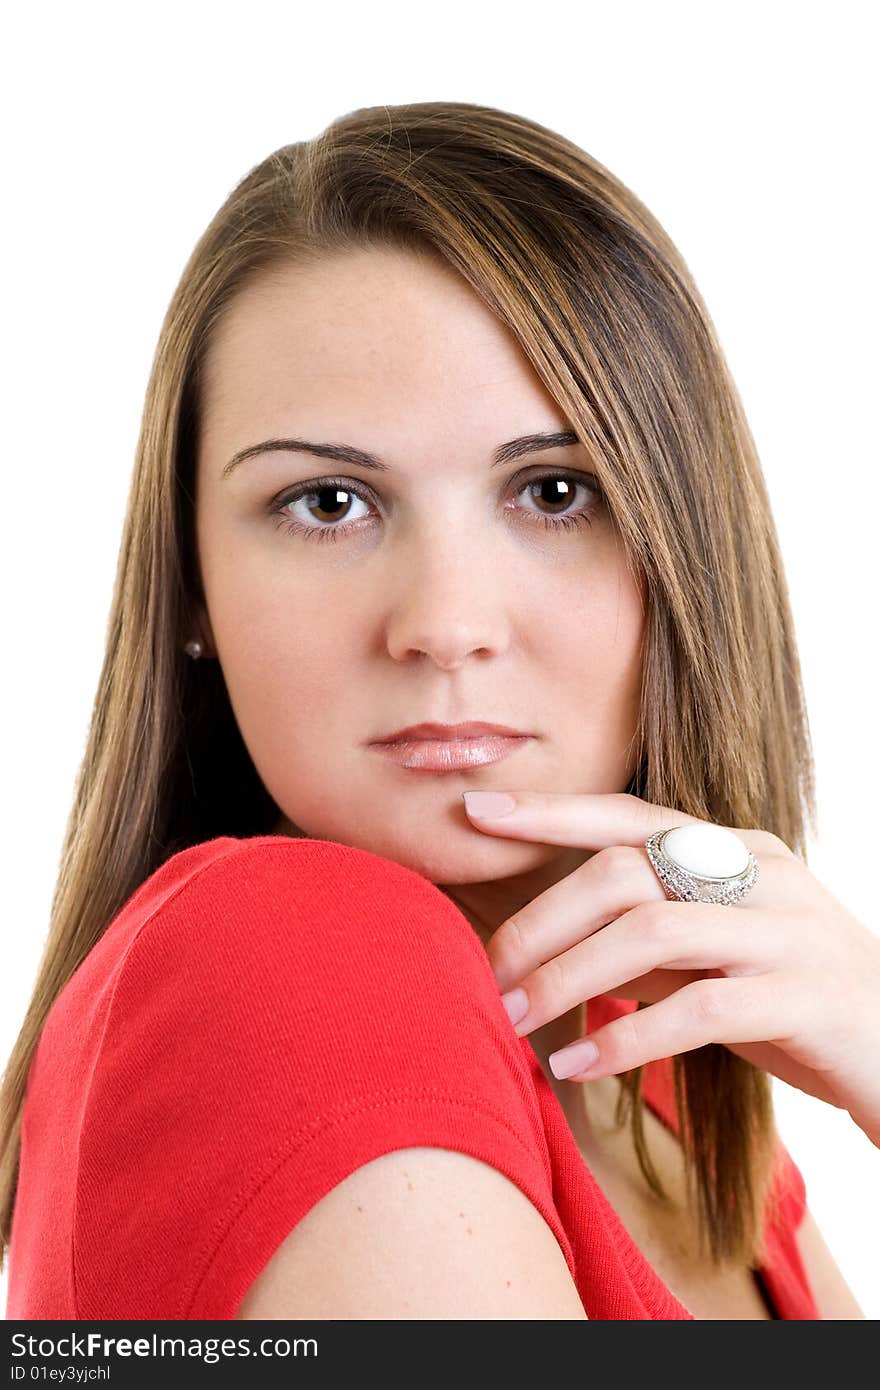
[{"left": 221, "top": 429, "right": 581, "bottom": 479}]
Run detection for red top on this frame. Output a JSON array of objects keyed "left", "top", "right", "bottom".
[{"left": 6, "top": 835, "right": 819, "bottom": 1320}]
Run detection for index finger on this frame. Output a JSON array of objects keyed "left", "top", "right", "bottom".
[
  {"left": 461, "top": 789, "right": 787, "bottom": 858},
  {"left": 461, "top": 789, "right": 700, "bottom": 848}
]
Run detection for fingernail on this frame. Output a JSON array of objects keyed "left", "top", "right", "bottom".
[
  {"left": 500, "top": 987, "right": 529, "bottom": 1027},
  {"left": 462, "top": 791, "right": 516, "bottom": 818},
  {"left": 549, "top": 1038, "right": 600, "bottom": 1080}
]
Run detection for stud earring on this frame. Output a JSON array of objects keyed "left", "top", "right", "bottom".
[{"left": 184, "top": 639, "right": 204, "bottom": 659}]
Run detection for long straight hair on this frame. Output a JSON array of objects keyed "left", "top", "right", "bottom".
[{"left": 0, "top": 101, "right": 816, "bottom": 1272}]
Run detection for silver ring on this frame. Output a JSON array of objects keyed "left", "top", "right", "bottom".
[{"left": 645, "top": 824, "right": 759, "bottom": 906}]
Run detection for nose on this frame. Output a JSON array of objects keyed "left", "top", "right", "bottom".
[{"left": 383, "top": 526, "right": 513, "bottom": 669}]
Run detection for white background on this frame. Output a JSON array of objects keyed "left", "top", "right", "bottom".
[{"left": 2, "top": 0, "right": 877, "bottom": 1319}]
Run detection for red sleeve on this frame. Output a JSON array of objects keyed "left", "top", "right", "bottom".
[{"left": 74, "top": 836, "right": 573, "bottom": 1319}]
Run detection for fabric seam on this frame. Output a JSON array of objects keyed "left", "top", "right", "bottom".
[{"left": 179, "top": 1086, "right": 570, "bottom": 1319}]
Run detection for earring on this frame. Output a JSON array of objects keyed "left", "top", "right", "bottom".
[{"left": 184, "top": 639, "right": 204, "bottom": 659}]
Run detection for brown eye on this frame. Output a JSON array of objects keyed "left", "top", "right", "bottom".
[
  {"left": 522, "top": 475, "right": 580, "bottom": 515},
  {"left": 272, "top": 479, "right": 373, "bottom": 541},
  {"left": 269, "top": 469, "right": 604, "bottom": 545},
  {"left": 296, "top": 484, "right": 364, "bottom": 525},
  {"left": 510, "top": 472, "right": 604, "bottom": 532}
]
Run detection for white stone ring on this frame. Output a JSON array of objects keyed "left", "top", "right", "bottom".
[{"left": 644, "top": 822, "right": 759, "bottom": 906}]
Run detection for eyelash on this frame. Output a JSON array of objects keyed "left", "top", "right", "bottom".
[{"left": 268, "top": 470, "right": 605, "bottom": 544}]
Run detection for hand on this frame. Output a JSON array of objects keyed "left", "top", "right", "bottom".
[{"left": 462, "top": 789, "right": 880, "bottom": 1149}]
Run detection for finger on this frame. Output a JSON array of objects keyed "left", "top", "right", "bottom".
[
  {"left": 593, "top": 966, "right": 712, "bottom": 1005},
  {"left": 462, "top": 788, "right": 791, "bottom": 859},
  {"left": 488, "top": 845, "right": 665, "bottom": 991},
  {"left": 488, "top": 842, "right": 798, "bottom": 994},
  {"left": 504, "top": 901, "right": 788, "bottom": 1037},
  {"left": 547, "top": 972, "right": 803, "bottom": 1082}
]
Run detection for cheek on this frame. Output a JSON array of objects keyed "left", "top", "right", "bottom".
[
  {"left": 536, "top": 566, "right": 645, "bottom": 780},
  {"left": 215, "top": 600, "right": 365, "bottom": 835},
  {"left": 204, "top": 552, "right": 364, "bottom": 774},
  {"left": 219, "top": 604, "right": 357, "bottom": 725},
  {"left": 545, "top": 566, "right": 645, "bottom": 690}
]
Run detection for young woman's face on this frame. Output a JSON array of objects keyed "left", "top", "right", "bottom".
[{"left": 194, "top": 244, "right": 646, "bottom": 896}]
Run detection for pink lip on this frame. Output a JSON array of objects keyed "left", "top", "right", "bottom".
[
  {"left": 372, "top": 721, "right": 530, "bottom": 743},
  {"left": 369, "top": 733, "right": 534, "bottom": 774}
]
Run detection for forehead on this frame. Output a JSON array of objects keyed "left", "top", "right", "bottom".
[{"left": 199, "top": 245, "right": 555, "bottom": 419}]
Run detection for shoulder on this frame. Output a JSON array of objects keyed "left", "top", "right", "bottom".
[
  {"left": 109, "top": 834, "right": 502, "bottom": 1038},
  {"left": 74, "top": 834, "right": 568, "bottom": 1318},
  {"left": 235, "top": 1142, "right": 587, "bottom": 1320},
  {"left": 97, "top": 831, "right": 522, "bottom": 1128},
  {"left": 129, "top": 828, "right": 486, "bottom": 950}
]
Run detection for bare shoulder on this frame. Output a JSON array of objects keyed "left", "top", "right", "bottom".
[
  {"left": 235, "top": 1146, "right": 588, "bottom": 1320},
  {"left": 795, "top": 1207, "right": 865, "bottom": 1319}
]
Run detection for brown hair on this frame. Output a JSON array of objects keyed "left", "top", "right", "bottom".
[{"left": 0, "top": 100, "right": 816, "bottom": 1274}]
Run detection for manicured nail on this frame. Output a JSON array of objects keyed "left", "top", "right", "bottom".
[
  {"left": 462, "top": 791, "right": 516, "bottom": 818},
  {"left": 500, "top": 987, "right": 529, "bottom": 1027},
  {"left": 549, "top": 1038, "right": 600, "bottom": 1080}
]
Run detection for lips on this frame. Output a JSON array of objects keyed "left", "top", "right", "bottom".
[
  {"left": 371, "top": 720, "right": 530, "bottom": 745},
  {"left": 369, "top": 728, "right": 534, "bottom": 774}
]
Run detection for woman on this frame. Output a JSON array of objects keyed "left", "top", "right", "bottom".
[{"left": 1, "top": 101, "right": 874, "bottom": 1320}]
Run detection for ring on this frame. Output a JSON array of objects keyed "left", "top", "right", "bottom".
[{"left": 644, "top": 823, "right": 759, "bottom": 906}]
